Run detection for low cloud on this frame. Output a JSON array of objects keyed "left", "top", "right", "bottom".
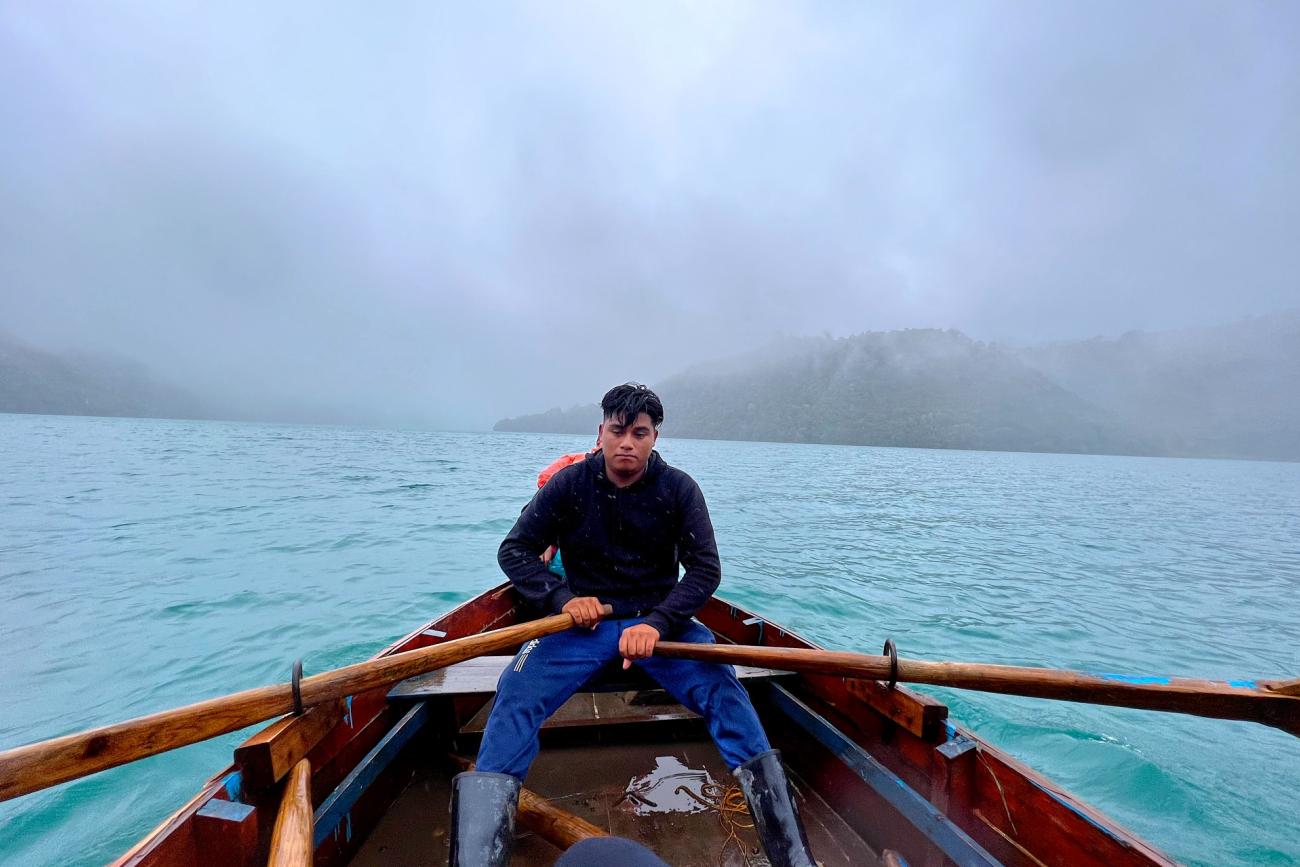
[{"left": 2, "top": 1, "right": 1297, "bottom": 427}]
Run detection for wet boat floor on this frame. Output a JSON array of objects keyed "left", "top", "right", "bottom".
[{"left": 352, "top": 727, "right": 882, "bottom": 866}]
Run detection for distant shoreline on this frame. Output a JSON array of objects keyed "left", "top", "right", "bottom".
[
  {"left": 6, "top": 411, "right": 1295, "bottom": 465},
  {"left": 489, "top": 425, "right": 1299, "bottom": 465}
]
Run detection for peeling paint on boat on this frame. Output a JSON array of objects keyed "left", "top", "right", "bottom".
[
  {"left": 221, "top": 770, "right": 242, "bottom": 803},
  {"left": 1098, "top": 674, "right": 1171, "bottom": 686}
]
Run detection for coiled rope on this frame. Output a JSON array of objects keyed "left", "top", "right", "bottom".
[{"left": 675, "top": 782, "right": 757, "bottom": 866}]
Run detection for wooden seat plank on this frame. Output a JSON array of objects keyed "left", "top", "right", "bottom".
[
  {"left": 388, "top": 656, "right": 788, "bottom": 701},
  {"left": 459, "top": 690, "right": 705, "bottom": 733}
]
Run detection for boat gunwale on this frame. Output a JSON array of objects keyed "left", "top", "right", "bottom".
[
  {"left": 696, "top": 593, "right": 1176, "bottom": 866},
  {"left": 113, "top": 587, "right": 511, "bottom": 865}
]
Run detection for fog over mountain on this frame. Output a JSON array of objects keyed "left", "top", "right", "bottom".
[
  {"left": 2, "top": 3, "right": 1299, "bottom": 432},
  {"left": 496, "top": 312, "right": 1300, "bottom": 461},
  {"left": 0, "top": 333, "right": 205, "bottom": 421}
]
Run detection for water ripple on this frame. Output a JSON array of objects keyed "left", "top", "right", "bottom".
[{"left": 0, "top": 417, "right": 1297, "bottom": 866}]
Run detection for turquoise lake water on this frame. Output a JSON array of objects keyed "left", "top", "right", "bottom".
[{"left": 0, "top": 413, "right": 1297, "bottom": 866}]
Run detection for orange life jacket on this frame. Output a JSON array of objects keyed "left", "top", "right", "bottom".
[{"left": 537, "top": 449, "right": 596, "bottom": 489}]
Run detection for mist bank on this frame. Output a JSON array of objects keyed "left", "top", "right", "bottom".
[
  {"left": 7, "top": 311, "right": 1297, "bottom": 461},
  {"left": 0, "top": 334, "right": 382, "bottom": 428},
  {"left": 0, "top": 334, "right": 208, "bottom": 422},
  {"left": 495, "top": 312, "right": 1300, "bottom": 462}
]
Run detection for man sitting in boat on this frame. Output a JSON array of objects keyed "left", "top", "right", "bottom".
[{"left": 449, "top": 383, "right": 816, "bottom": 867}]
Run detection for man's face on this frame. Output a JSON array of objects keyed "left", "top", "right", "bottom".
[{"left": 599, "top": 412, "right": 659, "bottom": 480}]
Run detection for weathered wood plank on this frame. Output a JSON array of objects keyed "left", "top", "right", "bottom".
[
  {"left": 842, "top": 677, "right": 948, "bottom": 742},
  {"left": 459, "top": 690, "right": 700, "bottom": 733},
  {"left": 235, "top": 701, "right": 343, "bottom": 791},
  {"left": 389, "top": 655, "right": 786, "bottom": 700}
]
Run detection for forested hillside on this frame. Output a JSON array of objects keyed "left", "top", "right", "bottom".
[{"left": 496, "top": 314, "right": 1300, "bottom": 461}]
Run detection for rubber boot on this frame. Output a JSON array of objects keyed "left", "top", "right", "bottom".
[
  {"left": 735, "top": 749, "right": 816, "bottom": 867},
  {"left": 448, "top": 771, "right": 520, "bottom": 867}
]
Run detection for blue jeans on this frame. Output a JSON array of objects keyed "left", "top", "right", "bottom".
[{"left": 475, "top": 618, "right": 771, "bottom": 780}]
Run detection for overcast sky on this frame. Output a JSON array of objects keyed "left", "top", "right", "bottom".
[{"left": 2, "top": 1, "right": 1297, "bottom": 428}]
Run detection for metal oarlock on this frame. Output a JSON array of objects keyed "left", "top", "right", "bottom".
[
  {"left": 882, "top": 639, "right": 898, "bottom": 691},
  {"left": 291, "top": 659, "right": 304, "bottom": 716}
]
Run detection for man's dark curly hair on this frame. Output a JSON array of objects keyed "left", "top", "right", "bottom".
[{"left": 601, "top": 383, "right": 664, "bottom": 429}]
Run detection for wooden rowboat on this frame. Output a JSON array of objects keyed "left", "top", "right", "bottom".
[{"left": 115, "top": 584, "right": 1176, "bottom": 866}]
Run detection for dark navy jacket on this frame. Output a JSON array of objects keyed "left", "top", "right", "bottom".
[{"left": 497, "top": 449, "right": 721, "bottom": 638}]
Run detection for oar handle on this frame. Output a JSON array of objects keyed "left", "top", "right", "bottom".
[
  {"left": 0, "top": 605, "right": 613, "bottom": 802},
  {"left": 654, "top": 641, "right": 1300, "bottom": 735},
  {"left": 267, "top": 759, "right": 313, "bottom": 867}
]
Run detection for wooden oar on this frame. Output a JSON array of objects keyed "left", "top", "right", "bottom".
[
  {"left": 1263, "top": 677, "right": 1300, "bottom": 697},
  {"left": 516, "top": 785, "right": 607, "bottom": 849},
  {"left": 0, "top": 607, "right": 611, "bottom": 803},
  {"left": 654, "top": 642, "right": 1300, "bottom": 735},
  {"left": 267, "top": 758, "right": 313, "bottom": 867},
  {"left": 450, "top": 755, "right": 606, "bottom": 849}
]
